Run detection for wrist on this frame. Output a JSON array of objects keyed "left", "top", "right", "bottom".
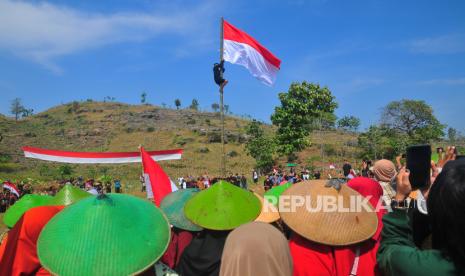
[{"left": 394, "top": 194, "right": 408, "bottom": 201}]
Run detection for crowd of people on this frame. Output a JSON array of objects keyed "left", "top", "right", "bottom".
[{"left": 0, "top": 145, "right": 464, "bottom": 275}]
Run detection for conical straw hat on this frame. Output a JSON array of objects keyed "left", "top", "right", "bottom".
[
  {"left": 254, "top": 193, "right": 280, "bottom": 223},
  {"left": 37, "top": 194, "right": 171, "bottom": 276},
  {"left": 3, "top": 194, "right": 52, "bottom": 228},
  {"left": 49, "top": 184, "right": 92, "bottom": 206},
  {"left": 279, "top": 180, "right": 378, "bottom": 246},
  {"left": 264, "top": 182, "right": 292, "bottom": 205},
  {"left": 161, "top": 188, "right": 202, "bottom": 231},
  {"left": 184, "top": 180, "right": 261, "bottom": 230}
]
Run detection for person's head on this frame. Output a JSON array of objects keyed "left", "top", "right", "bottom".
[
  {"left": 428, "top": 160, "right": 465, "bottom": 272},
  {"left": 342, "top": 163, "right": 352, "bottom": 177},
  {"left": 220, "top": 222, "right": 293, "bottom": 276},
  {"left": 372, "top": 159, "right": 397, "bottom": 182}
]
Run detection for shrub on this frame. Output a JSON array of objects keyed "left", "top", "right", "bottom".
[
  {"left": 146, "top": 127, "right": 155, "bottom": 132},
  {"left": 198, "top": 147, "right": 210, "bottom": 153},
  {"left": 227, "top": 150, "right": 239, "bottom": 157}
]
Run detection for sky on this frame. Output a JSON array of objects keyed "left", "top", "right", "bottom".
[{"left": 1, "top": 0, "right": 464, "bottom": 132}]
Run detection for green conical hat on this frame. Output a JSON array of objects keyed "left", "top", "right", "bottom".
[
  {"left": 160, "top": 188, "right": 202, "bottom": 232},
  {"left": 184, "top": 180, "right": 261, "bottom": 230},
  {"left": 49, "top": 184, "right": 91, "bottom": 206},
  {"left": 38, "top": 194, "right": 171, "bottom": 276},
  {"left": 264, "top": 182, "right": 292, "bottom": 206},
  {"left": 3, "top": 194, "right": 52, "bottom": 228}
]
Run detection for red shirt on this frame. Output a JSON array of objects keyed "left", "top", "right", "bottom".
[{"left": 0, "top": 205, "right": 64, "bottom": 276}]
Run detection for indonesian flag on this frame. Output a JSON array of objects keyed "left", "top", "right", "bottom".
[
  {"left": 141, "top": 147, "right": 178, "bottom": 206},
  {"left": 223, "top": 19, "right": 281, "bottom": 86},
  {"left": 3, "top": 181, "right": 20, "bottom": 197},
  {"left": 22, "top": 146, "right": 182, "bottom": 164}
]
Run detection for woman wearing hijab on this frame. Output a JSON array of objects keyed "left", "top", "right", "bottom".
[
  {"left": 220, "top": 222, "right": 293, "bottom": 276},
  {"left": 372, "top": 159, "right": 397, "bottom": 206},
  {"left": 176, "top": 181, "right": 261, "bottom": 276},
  {"left": 289, "top": 177, "right": 386, "bottom": 276}
]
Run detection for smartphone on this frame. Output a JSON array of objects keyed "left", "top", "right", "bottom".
[
  {"left": 456, "top": 155, "right": 465, "bottom": 160},
  {"left": 406, "top": 145, "right": 432, "bottom": 190}
]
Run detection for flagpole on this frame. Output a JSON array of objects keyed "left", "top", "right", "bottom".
[{"left": 219, "top": 17, "right": 226, "bottom": 177}]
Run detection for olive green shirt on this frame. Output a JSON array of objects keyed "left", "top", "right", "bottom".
[{"left": 377, "top": 209, "right": 459, "bottom": 276}]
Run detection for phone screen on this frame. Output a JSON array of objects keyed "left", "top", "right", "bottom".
[{"left": 406, "top": 145, "right": 432, "bottom": 190}]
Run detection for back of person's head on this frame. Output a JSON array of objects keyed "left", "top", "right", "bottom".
[
  {"left": 220, "top": 222, "right": 293, "bottom": 276},
  {"left": 343, "top": 163, "right": 352, "bottom": 177},
  {"left": 373, "top": 159, "right": 396, "bottom": 182},
  {"left": 428, "top": 159, "right": 465, "bottom": 272}
]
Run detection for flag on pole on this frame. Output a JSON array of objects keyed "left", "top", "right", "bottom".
[
  {"left": 141, "top": 147, "right": 178, "bottom": 206},
  {"left": 3, "top": 181, "right": 20, "bottom": 197},
  {"left": 223, "top": 19, "right": 281, "bottom": 86}
]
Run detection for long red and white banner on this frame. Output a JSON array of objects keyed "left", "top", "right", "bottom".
[
  {"left": 22, "top": 146, "right": 183, "bottom": 164},
  {"left": 223, "top": 19, "right": 281, "bottom": 86}
]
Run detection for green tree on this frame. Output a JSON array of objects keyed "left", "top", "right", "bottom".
[
  {"left": 175, "top": 99, "right": 181, "bottom": 109},
  {"left": 381, "top": 99, "right": 444, "bottom": 144},
  {"left": 211, "top": 103, "right": 220, "bottom": 112},
  {"left": 448, "top": 127, "right": 458, "bottom": 142},
  {"left": 10, "top": 98, "right": 25, "bottom": 121},
  {"left": 190, "top": 99, "right": 199, "bottom": 110},
  {"left": 245, "top": 120, "right": 275, "bottom": 172},
  {"left": 337, "top": 115, "right": 361, "bottom": 132},
  {"left": 141, "top": 92, "right": 147, "bottom": 104},
  {"left": 57, "top": 165, "right": 74, "bottom": 180},
  {"left": 224, "top": 105, "right": 230, "bottom": 114},
  {"left": 271, "top": 81, "right": 338, "bottom": 158}
]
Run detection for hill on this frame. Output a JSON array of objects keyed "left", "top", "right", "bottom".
[{"left": 0, "top": 101, "right": 359, "bottom": 186}]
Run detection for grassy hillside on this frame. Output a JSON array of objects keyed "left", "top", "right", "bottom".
[{"left": 0, "top": 101, "right": 359, "bottom": 186}]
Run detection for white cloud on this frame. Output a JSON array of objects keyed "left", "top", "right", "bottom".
[
  {"left": 418, "top": 77, "right": 465, "bottom": 86},
  {"left": 409, "top": 34, "right": 465, "bottom": 54},
  {"left": 0, "top": 0, "right": 218, "bottom": 73}
]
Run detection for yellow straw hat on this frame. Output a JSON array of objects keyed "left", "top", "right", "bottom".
[
  {"left": 279, "top": 180, "right": 378, "bottom": 246},
  {"left": 254, "top": 193, "right": 280, "bottom": 223}
]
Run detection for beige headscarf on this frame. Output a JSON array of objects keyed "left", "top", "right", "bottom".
[
  {"left": 373, "top": 159, "right": 397, "bottom": 182},
  {"left": 220, "top": 222, "right": 293, "bottom": 276}
]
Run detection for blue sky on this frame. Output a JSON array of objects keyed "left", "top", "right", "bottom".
[{"left": 1, "top": 0, "right": 464, "bottom": 131}]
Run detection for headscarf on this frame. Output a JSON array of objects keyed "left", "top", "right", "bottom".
[
  {"left": 373, "top": 159, "right": 396, "bottom": 182},
  {"left": 289, "top": 177, "right": 386, "bottom": 276},
  {"left": 175, "top": 230, "right": 230, "bottom": 276},
  {"left": 0, "top": 205, "right": 64, "bottom": 276},
  {"left": 220, "top": 222, "right": 293, "bottom": 276}
]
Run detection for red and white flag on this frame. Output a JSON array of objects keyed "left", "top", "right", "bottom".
[
  {"left": 22, "top": 146, "right": 182, "bottom": 164},
  {"left": 3, "top": 181, "right": 20, "bottom": 197},
  {"left": 141, "top": 147, "right": 178, "bottom": 206},
  {"left": 223, "top": 19, "right": 281, "bottom": 86}
]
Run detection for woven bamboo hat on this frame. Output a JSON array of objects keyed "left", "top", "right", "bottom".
[
  {"left": 254, "top": 193, "right": 280, "bottom": 223},
  {"left": 3, "top": 194, "right": 52, "bottom": 228},
  {"left": 160, "top": 188, "right": 202, "bottom": 231},
  {"left": 37, "top": 194, "right": 170, "bottom": 276},
  {"left": 264, "top": 182, "right": 292, "bottom": 205},
  {"left": 279, "top": 180, "right": 378, "bottom": 246},
  {"left": 184, "top": 180, "right": 261, "bottom": 230},
  {"left": 48, "top": 184, "right": 92, "bottom": 206}
]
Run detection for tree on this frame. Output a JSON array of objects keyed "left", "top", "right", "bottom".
[
  {"left": 211, "top": 103, "right": 220, "bottom": 112},
  {"left": 271, "top": 81, "right": 338, "bottom": 157},
  {"left": 10, "top": 98, "right": 25, "bottom": 121},
  {"left": 381, "top": 99, "right": 444, "bottom": 144},
  {"left": 57, "top": 165, "right": 74, "bottom": 180},
  {"left": 175, "top": 99, "right": 181, "bottom": 109},
  {"left": 21, "top": 108, "right": 34, "bottom": 118},
  {"left": 338, "top": 115, "right": 361, "bottom": 132},
  {"left": 448, "top": 127, "right": 458, "bottom": 142},
  {"left": 245, "top": 120, "right": 275, "bottom": 172},
  {"left": 224, "top": 105, "right": 230, "bottom": 114},
  {"left": 190, "top": 99, "right": 199, "bottom": 110},
  {"left": 141, "top": 92, "right": 147, "bottom": 104}
]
